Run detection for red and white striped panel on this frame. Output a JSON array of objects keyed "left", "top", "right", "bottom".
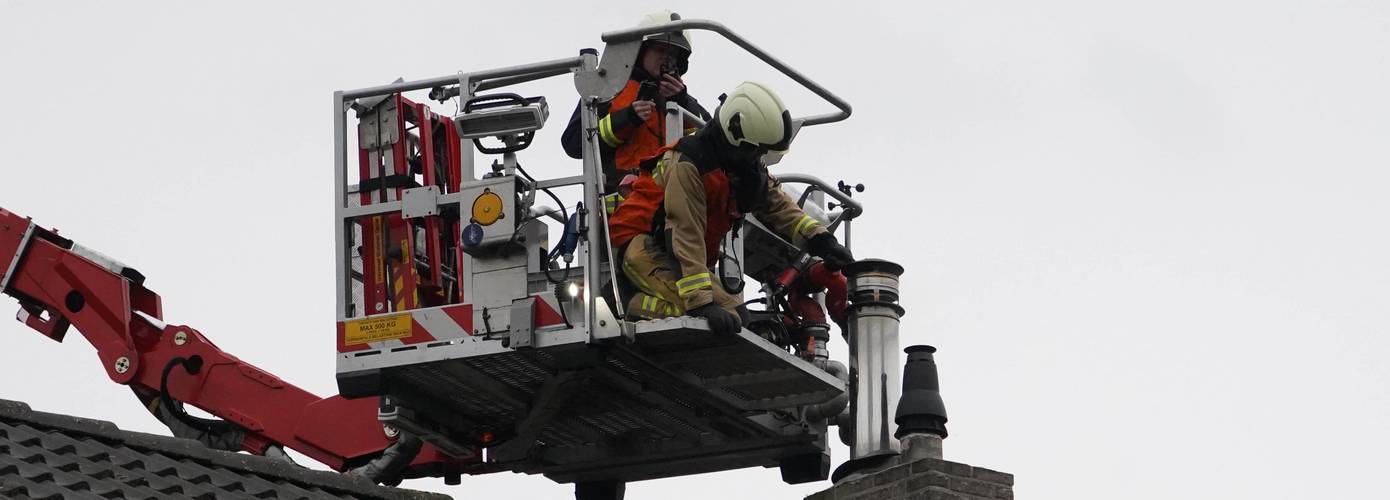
[
  {"left": 336, "top": 295, "right": 568, "bottom": 353},
  {"left": 336, "top": 303, "right": 471, "bottom": 353}
]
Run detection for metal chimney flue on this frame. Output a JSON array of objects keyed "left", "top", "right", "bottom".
[
  {"left": 896, "top": 345, "right": 948, "bottom": 462},
  {"left": 832, "top": 259, "right": 905, "bottom": 483}
]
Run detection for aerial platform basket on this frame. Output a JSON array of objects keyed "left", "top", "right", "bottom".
[
  {"left": 353, "top": 318, "right": 843, "bottom": 483},
  {"left": 331, "top": 19, "right": 855, "bottom": 487}
]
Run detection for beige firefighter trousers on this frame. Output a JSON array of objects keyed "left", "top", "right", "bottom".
[{"left": 620, "top": 233, "right": 742, "bottom": 320}]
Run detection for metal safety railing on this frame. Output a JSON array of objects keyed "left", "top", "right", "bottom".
[
  {"left": 600, "top": 19, "right": 853, "bottom": 127},
  {"left": 332, "top": 56, "right": 591, "bottom": 322},
  {"left": 332, "top": 19, "right": 856, "bottom": 337}
]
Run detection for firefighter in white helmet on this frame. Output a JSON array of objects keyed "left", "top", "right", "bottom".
[
  {"left": 608, "top": 82, "right": 854, "bottom": 334},
  {"left": 562, "top": 11, "right": 712, "bottom": 193}
]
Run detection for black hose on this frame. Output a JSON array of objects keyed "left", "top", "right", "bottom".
[
  {"left": 542, "top": 253, "right": 573, "bottom": 286},
  {"left": 552, "top": 283, "right": 574, "bottom": 329},
  {"left": 158, "top": 356, "right": 225, "bottom": 433},
  {"left": 515, "top": 164, "right": 568, "bottom": 225},
  {"left": 516, "top": 164, "right": 576, "bottom": 286},
  {"left": 515, "top": 164, "right": 578, "bottom": 326},
  {"left": 349, "top": 432, "right": 423, "bottom": 486}
]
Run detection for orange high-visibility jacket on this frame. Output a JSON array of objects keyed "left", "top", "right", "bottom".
[{"left": 560, "top": 78, "right": 709, "bottom": 192}]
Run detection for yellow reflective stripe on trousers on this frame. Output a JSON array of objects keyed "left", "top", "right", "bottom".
[
  {"left": 651, "top": 296, "right": 682, "bottom": 316},
  {"left": 676, "top": 273, "right": 712, "bottom": 296},
  {"left": 598, "top": 115, "right": 622, "bottom": 147}
]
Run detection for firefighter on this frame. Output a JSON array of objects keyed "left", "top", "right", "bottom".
[
  {"left": 608, "top": 82, "right": 854, "bottom": 334},
  {"left": 561, "top": 11, "right": 712, "bottom": 193}
]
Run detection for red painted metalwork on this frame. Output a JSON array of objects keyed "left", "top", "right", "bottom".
[
  {"left": 354, "top": 95, "right": 463, "bottom": 318},
  {"left": 785, "top": 261, "right": 850, "bottom": 360},
  {"left": 357, "top": 140, "right": 388, "bottom": 316},
  {"left": 417, "top": 102, "right": 444, "bottom": 303},
  {"left": 534, "top": 295, "right": 568, "bottom": 328},
  {"left": 778, "top": 260, "right": 849, "bottom": 329},
  {"left": 443, "top": 118, "right": 467, "bottom": 305},
  {"left": 805, "top": 261, "right": 849, "bottom": 326},
  {"left": 386, "top": 97, "right": 417, "bottom": 313},
  {"left": 0, "top": 208, "right": 475, "bottom": 475}
]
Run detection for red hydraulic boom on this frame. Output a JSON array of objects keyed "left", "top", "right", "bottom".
[{"left": 0, "top": 207, "right": 473, "bottom": 480}]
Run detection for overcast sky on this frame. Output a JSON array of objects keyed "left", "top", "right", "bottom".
[{"left": 3, "top": 1, "right": 1389, "bottom": 499}]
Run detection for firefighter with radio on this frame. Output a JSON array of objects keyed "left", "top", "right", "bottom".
[
  {"left": 561, "top": 11, "right": 712, "bottom": 193},
  {"left": 607, "top": 82, "right": 854, "bottom": 334}
]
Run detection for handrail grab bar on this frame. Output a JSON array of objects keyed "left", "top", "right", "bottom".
[{"left": 601, "top": 19, "right": 852, "bottom": 127}]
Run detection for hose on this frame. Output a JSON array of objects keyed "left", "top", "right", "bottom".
[
  {"left": 348, "top": 431, "right": 423, "bottom": 486},
  {"left": 158, "top": 356, "right": 224, "bottom": 433},
  {"left": 514, "top": 164, "right": 578, "bottom": 328},
  {"left": 515, "top": 164, "right": 575, "bottom": 286},
  {"left": 147, "top": 356, "right": 247, "bottom": 453},
  {"left": 553, "top": 283, "right": 574, "bottom": 329}
]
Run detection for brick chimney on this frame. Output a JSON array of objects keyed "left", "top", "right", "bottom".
[
  {"left": 805, "top": 458, "right": 1014, "bottom": 500},
  {"left": 807, "top": 344, "right": 1014, "bottom": 499}
]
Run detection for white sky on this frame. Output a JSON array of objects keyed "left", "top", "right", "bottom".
[{"left": 2, "top": 1, "right": 1388, "bottom": 499}]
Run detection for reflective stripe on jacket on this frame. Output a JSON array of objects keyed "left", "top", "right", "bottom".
[
  {"left": 560, "top": 78, "right": 710, "bottom": 193},
  {"left": 600, "top": 81, "right": 668, "bottom": 170}
]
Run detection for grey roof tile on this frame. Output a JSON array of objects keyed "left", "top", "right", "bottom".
[{"left": 0, "top": 399, "right": 451, "bottom": 500}]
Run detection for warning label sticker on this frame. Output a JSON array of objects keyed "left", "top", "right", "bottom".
[{"left": 344, "top": 313, "right": 412, "bottom": 346}]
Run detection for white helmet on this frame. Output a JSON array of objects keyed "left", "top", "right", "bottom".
[
  {"left": 637, "top": 11, "right": 692, "bottom": 55},
  {"left": 717, "top": 81, "right": 793, "bottom": 152}
]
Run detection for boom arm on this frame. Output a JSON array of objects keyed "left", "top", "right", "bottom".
[{"left": 0, "top": 207, "right": 471, "bottom": 478}]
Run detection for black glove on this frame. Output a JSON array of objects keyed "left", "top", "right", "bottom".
[
  {"left": 808, "top": 233, "right": 854, "bottom": 271},
  {"left": 690, "top": 303, "right": 742, "bottom": 335}
]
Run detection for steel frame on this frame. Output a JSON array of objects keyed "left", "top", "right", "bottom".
[
  {"left": 0, "top": 208, "right": 467, "bottom": 475},
  {"left": 0, "top": 16, "right": 881, "bottom": 492},
  {"left": 326, "top": 17, "right": 864, "bottom": 486},
  {"left": 333, "top": 19, "right": 856, "bottom": 336}
]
